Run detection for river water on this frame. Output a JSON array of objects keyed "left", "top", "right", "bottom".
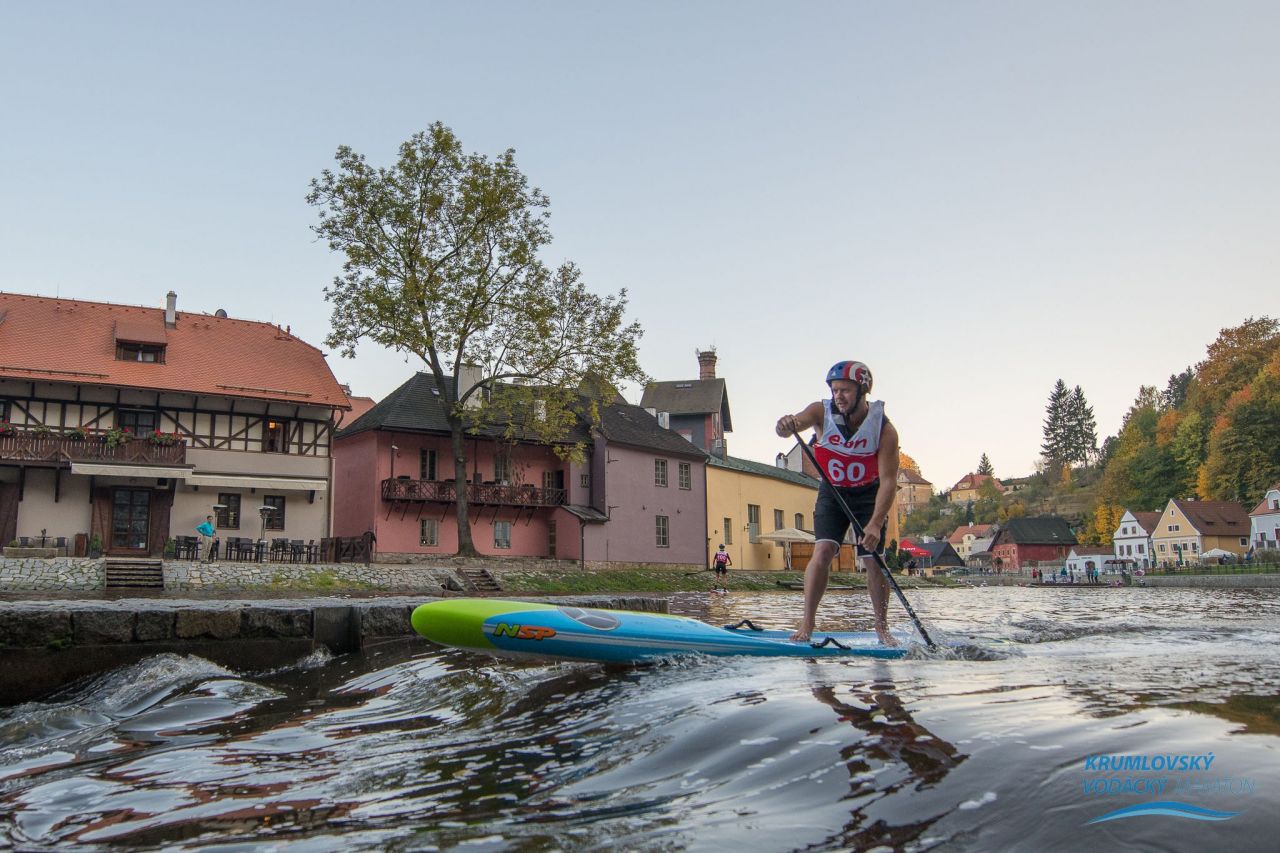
[{"left": 2, "top": 587, "right": 1277, "bottom": 851}]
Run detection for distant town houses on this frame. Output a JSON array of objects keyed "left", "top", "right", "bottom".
[
  {"left": 639, "top": 348, "right": 731, "bottom": 458},
  {"left": 947, "top": 522, "right": 994, "bottom": 561},
  {"left": 895, "top": 468, "right": 932, "bottom": 525},
  {"left": 1249, "top": 484, "right": 1280, "bottom": 552},
  {"left": 990, "top": 517, "right": 1077, "bottom": 571},
  {"left": 1149, "top": 499, "right": 1250, "bottom": 568},
  {"left": 0, "top": 291, "right": 348, "bottom": 559},
  {"left": 1111, "top": 510, "right": 1161, "bottom": 570},
  {"left": 947, "top": 473, "right": 1004, "bottom": 504}
]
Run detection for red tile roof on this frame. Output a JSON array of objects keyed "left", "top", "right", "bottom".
[
  {"left": 1124, "top": 511, "right": 1162, "bottom": 533},
  {"left": 951, "top": 473, "right": 1004, "bottom": 492},
  {"left": 0, "top": 292, "right": 349, "bottom": 408},
  {"left": 948, "top": 523, "right": 993, "bottom": 544},
  {"left": 1171, "top": 500, "right": 1249, "bottom": 534}
]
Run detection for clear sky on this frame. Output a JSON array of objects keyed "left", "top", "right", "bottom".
[{"left": 2, "top": 1, "right": 1276, "bottom": 491}]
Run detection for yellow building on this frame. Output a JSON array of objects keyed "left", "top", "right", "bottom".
[
  {"left": 1150, "top": 499, "right": 1250, "bottom": 568},
  {"left": 706, "top": 455, "right": 900, "bottom": 571},
  {"left": 896, "top": 468, "right": 933, "bottom": 526}
]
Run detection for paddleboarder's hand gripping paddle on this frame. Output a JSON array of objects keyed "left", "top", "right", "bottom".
[{"left": 792, "top": 428, "right": 936, "bottom": 649}]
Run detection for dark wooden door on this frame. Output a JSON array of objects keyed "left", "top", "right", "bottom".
[{"left": 110, "top": 488, "right": 151, "bottom": 555}]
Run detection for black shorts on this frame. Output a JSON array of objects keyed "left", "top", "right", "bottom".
[
  {"left": 814, "top": 484, "right": 884, "bottom": 557},
  {"left": 714, "top": 563, "right": 728, "bottom": 575}
]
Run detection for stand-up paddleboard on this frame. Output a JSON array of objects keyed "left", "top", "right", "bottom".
[{"left": 411, "top": 599, "right": 913, "bottom": 663}]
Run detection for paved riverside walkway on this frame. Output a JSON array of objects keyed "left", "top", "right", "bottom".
[{"left": 0, "top": 593, "right": 667, "bottom": 706}]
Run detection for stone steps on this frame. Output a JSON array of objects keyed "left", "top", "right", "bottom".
[
  {"left": 460, "top": 567, "right": 502, "bottom": 593},
  {"left": 103, "top": 559, "right": 164, "bottom": 588}
]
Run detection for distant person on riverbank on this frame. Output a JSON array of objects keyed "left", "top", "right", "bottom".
[
  {"left": 775, "top": 360, "right": 899, "bottom": 644},
  {"left": 712, "top": 545, "right": 731, "bottom": 592}
]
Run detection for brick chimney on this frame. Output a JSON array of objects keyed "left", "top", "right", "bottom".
[
  {"left": 697, "top": 347, "right": 717, "bottom": 380},
  {"left": 164, "top": 291, "right": 177, "bottom": 328}
]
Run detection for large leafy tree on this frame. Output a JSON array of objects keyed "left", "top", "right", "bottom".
[
  {"left": 309, "top": 123, "right": 646, "bottom": 555},
  {"left": 1202, "top": 348, "right": 1280, "bottom": 501}
]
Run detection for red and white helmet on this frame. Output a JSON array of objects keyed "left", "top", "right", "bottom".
[{"left": 825, "top": 360, "right": 873, "bottom": 393}]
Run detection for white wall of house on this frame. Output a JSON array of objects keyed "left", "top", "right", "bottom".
[
  {"left": 1252, "top": 488, "right": 1280, "bottom": 550},
  {"left": 173, "top": 486, "right": 328, "bottom": 544},
  {"left": 1112, "top": 511, "right": 1155, "bottom": 569}
]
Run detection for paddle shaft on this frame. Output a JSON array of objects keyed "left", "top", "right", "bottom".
[{"left": 793, "top": 429, "right": 936, "bottom": 648}]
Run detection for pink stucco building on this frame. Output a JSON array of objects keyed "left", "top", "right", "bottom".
[{"left": 333, "top": 372, "right": 707, "bottom": 568}]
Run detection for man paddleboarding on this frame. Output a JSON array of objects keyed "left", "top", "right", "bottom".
[{"left": 776, "top": 360, "right": 900, "bottom": 644}]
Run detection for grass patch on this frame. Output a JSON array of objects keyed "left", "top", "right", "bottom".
[{"left": 269, "top": 570, "right": 375, "bottom": 591}]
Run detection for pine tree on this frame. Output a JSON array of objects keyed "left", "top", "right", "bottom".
[
  {"left": 1067, "top": 385, "right": 1098, "bottom": 466},
  {"left": 977, "top": 453, "right": 994, "bottom": 476},
  {"left": 1041, "top": 379, "right": 1071, "bottom": 469}
]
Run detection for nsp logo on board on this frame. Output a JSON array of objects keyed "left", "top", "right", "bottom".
[{"left": 491, "top": 623, "right": 557, "bottom": 641}]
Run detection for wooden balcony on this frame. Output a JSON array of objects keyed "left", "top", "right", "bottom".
[
  {"left": 381, "top": 477, "right": 566, "bottom": 507},
  {"left": 0, "top": 431, "right": 187, "bottom": 467}
]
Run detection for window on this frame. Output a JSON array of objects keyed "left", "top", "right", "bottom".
[
  {"left": 1138, "top": 544, "right": 1145, "bottom": 554},
  {"left": 543, "top": 471, "right": 558, "bottom": 491},
  {"left": 117, "top": 409, "right": 157, "bottom": 436},
  {"left": 747, "top": 504, "right": 761, "bottom": 544},
  {"left": 494, "top": 521, "right": 512, "bottom": 549},
  {"left": 420, "top": 449, "right": 437, "bottom": 480},
  {"left": 773, "top": 509, "right": 784, "bottom": 530},
  {"left": 580, "top": 473, "right": 589, "bottom": 488},
  {"left": 656, "top": 515, "right": 669, "bottom": 547},
  {"left": 1240, "top": 537, "right": 1248, "bottom": 546},
  {"left": 654, "top": 458, "right": 668, "bottom": 487},
  {"left": 116, "top": 342, "right": 165, "bottom": 363},
  {"left": 216, "top": 494, "right": 241, "bottom": 529},
  {"left": 1159, "top": 544, "right": 1166, "bottom": 552},
  {"left": 263, "top": 495, "right": 286, "bottom": 530},
  {"left": 723, "top": 518, "right": 733, "bottom": 545},
  {"left": 548, "top": 520, "right": 557, "bottom": 557},
  {"left": 494, "top": 455, "right": 509, "bottom": 484},
  {"left": 1168, "top": 524, "right": 1180, "bottom": 532},
  {"left": 678, "top": 461, "right": 691, "bottom": 490},
  {"left": 420, "top": 519, "right": 438, "bottom": 546},
  {"left": 795, "top": 513, "right": 804, "bottom": 529},
  {"left": 1190, "top": 542, "right": 1198, "bottom": 553},
  {"left": 264, "top": 419, "right": 290, "bottom": 453}
]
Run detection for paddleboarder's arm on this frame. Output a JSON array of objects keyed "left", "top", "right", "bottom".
[
  {"left": 775, "top": 401, "right": 823, "bottom": 438},
  {"left": 861, "top": 421, "right": 900, "bottom": 553}
]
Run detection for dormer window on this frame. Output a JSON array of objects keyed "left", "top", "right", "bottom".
[
  {"left": 113, "top": 320, "right": 168, "bottom": 363},
  {"left": 116, "top": 342, "right": 165, "bottom": 363}
]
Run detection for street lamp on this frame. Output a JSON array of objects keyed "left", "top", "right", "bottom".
[{"left": 258, "top": 505, "right": 276, "bottom": 542}]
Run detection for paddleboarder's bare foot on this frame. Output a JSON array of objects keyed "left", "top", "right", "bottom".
[
  {"left": 790, "top": 623, "right": 814, "bottom": 642},
  {"left": 875, "top": 624, "right": 898, "bottom": 646}
]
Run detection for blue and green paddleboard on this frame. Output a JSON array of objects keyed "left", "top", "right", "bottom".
[{"left": 411, "top": 599, "right": 915, "bottom": 664}]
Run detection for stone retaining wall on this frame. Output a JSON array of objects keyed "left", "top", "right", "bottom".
[
  {"left": 0, "top": 594, "right": 668, "bottom": 705},
  {"left": 1143, "top": 573, "right": 1280, "bottom": 588},
  {"left": 164, "top": 561, "right": 457, "bottom": 591},
  {"left": 0, "top": 557, "right": 104, "bottom": 591}
]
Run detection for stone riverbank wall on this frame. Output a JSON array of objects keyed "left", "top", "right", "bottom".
[{"left": 0, "top": 594, "right": 668, "bottom": 706}]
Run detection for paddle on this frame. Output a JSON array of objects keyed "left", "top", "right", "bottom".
[{"left": 792, "top": 428, "right": 936, "bottom": 648}]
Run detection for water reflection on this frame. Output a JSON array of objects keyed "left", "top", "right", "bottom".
[{"left": 1, "top": 588, "right": 1279, "bottom": 850}]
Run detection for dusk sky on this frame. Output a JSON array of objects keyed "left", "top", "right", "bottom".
[{"left": 2, "top": 1, "right": 1276, "bottom": 491}]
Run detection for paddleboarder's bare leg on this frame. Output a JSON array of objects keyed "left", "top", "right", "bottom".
[
  {"left": 865, "top": 557, "right": 897, "bottom": 645},
  {"left": 792, "top": 541, "right": 838, "bottom": 641}
]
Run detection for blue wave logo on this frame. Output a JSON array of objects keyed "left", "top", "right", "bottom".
[{"left": 1088, "top": 801, "right": 1240, "bottom": 824}]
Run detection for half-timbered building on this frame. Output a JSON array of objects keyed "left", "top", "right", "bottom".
[{"left": 0, "top": 291, "right": 349, "bottom": 556}]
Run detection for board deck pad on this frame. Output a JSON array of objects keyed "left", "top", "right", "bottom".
[{"left": 411, "top": 599, "right": 917, "bottom": 664}]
